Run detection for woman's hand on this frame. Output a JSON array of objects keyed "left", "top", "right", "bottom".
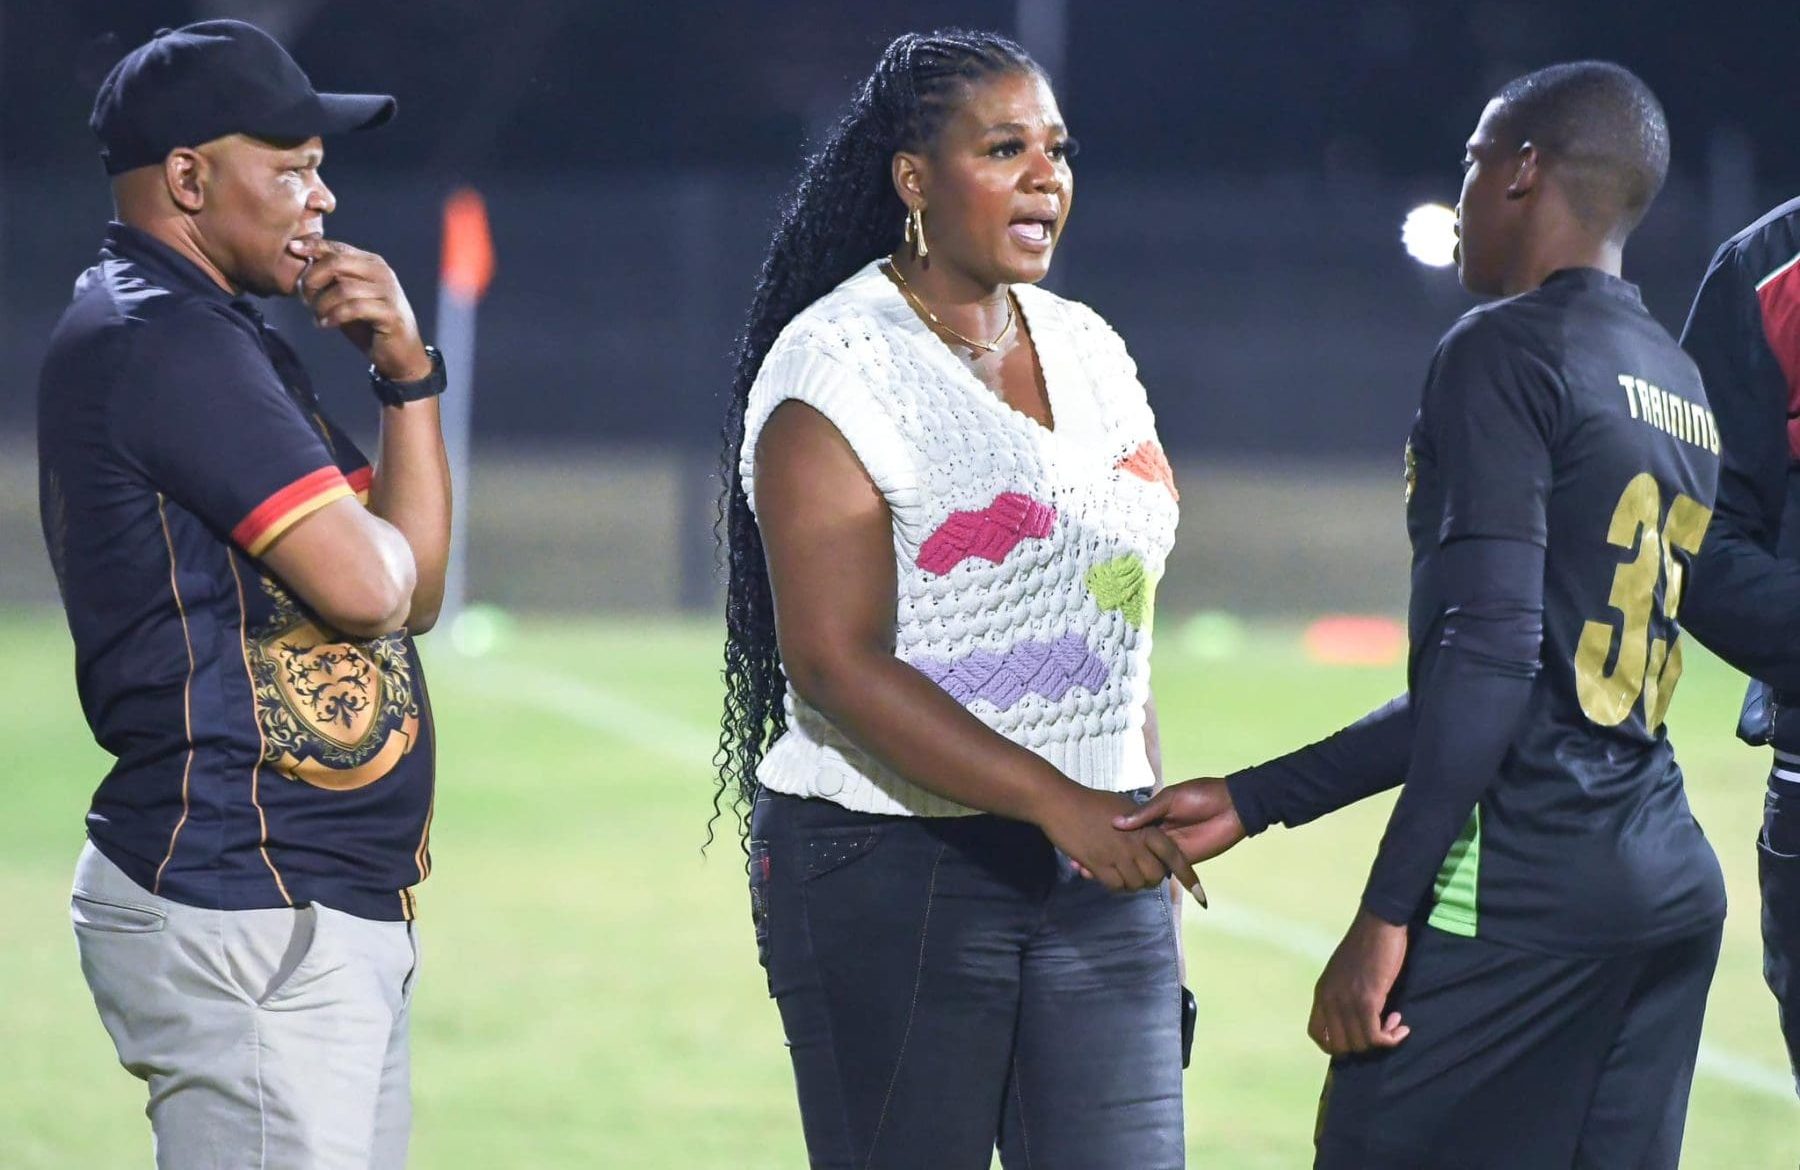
[{"left": 1037, "top": 786, "right": 1202, "bottom": 897}]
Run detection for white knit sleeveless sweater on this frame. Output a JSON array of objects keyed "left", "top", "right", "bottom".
[{"left": 740, "top": 260, "right": 1180, "bottom": 817}]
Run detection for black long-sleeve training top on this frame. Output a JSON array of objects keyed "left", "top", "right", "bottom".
[{"left": 1229, "top": 269, "right": 1726, "bottom": 956}]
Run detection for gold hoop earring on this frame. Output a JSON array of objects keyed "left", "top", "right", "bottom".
[{"left": 904, "top": 205, "right": 929, "bottom": 260}]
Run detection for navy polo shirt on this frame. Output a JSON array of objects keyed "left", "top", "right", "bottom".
[{"left": 37, "top": 223, "right": 435, "bottom": 921}]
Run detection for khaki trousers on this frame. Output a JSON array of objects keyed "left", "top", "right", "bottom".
[{"left": 70, "top": 841, "right": 419, "bottom": 1169}]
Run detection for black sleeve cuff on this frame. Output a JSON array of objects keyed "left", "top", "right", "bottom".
[
  {"left": 1359, "top": 891, "right": 1416, "bottom": 927},
  {"left": 1225, "top": 766, "right": 1280, "bottom": 837}
]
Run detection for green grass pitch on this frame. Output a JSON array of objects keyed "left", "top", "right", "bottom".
[{"left": 2, "top": 609, "right": 1794, "bottom": 1167}]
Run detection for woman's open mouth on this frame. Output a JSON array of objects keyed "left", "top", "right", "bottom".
[{"left": 1008, "top": 216, "right": 1056, "bottom": 251}]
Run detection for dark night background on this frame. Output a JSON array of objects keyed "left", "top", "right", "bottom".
[
  {"left": 10, "top": 2, "right": 1799, "bottom": 184},
  {"left": 3, "top": 0, "right": 1798, "bottom": 462}
]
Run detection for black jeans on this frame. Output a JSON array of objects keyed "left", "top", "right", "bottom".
[
  {"left": 1759, "top": 770, "right": 1800, "bottom": 1095},
  {"left": 749, "top": 791, "right": 1185, "bottom": 1170}
]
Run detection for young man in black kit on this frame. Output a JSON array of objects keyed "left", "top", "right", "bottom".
[{"left": 1121, "top": 62, "right": 1725, "bottom": 1167}]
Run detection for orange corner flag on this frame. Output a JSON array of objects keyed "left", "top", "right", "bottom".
[{"left": 441, "top": 188, "right": 494, "bottom": 301}]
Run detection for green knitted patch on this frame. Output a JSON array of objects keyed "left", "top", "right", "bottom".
[{"left": 1086, "top": 555, "right": 1153, "bottom": 628}]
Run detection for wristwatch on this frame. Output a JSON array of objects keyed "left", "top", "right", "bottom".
[{"left": 369, "top": 345, "right": 446, "bottom": 407}]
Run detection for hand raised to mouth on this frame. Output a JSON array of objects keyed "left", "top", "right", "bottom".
[{"left": 287, "top": 235, "right": 431, "bottom": 382}]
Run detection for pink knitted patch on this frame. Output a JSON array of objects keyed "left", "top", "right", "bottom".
[
  {"left": 1116, "top": 441, "right": 1179, "bottom": 501},
  {"left": 916, "top": 491, "right": 1058, "bottom": 575}
]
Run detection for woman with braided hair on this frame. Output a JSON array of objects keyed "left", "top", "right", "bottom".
[{"left": 718, "top": 29, "right": 1191, "bottom": 1167}]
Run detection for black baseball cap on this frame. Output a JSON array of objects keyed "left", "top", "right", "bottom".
[{"left": 90, "top": 20, "right": 395, "bottom": 175}]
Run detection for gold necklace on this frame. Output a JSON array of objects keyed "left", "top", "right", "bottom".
[{"left": 884, "top": 259, "right": 1015, "bottom": 357}]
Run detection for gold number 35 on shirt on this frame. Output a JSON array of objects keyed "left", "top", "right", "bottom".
[{"left": 1574, "top": 472, "right": 1713, "bottom": 731}]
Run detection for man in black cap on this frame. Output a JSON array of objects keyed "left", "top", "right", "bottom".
[{"left": 39, "top": 20, "right": 449, "bottom": 1167}]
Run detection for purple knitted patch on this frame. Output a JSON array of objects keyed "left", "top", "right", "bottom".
[{"left": 909, "top": 632, "right": 1109, "bottom": 709}]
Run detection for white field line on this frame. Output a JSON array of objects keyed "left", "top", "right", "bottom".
[
  {"left": 457, "top": 656, "right": 719, "bottom": 761},
  {"left": 458, "top": 653, "right": 1798, "bottom": 1106}
]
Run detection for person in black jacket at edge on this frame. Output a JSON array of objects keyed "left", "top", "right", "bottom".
[{"left": 1676, "top": 196, "right": 1800, "bottom": 1098}]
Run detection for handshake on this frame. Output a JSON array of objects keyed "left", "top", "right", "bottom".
[
  {"left": 1058, "top": 776, "right": 1413, "bottom": 1059},
  {"left": 1052, "top": 778, "right": 1244, "bottom": 906}
]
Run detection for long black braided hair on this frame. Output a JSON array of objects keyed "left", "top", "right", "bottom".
[{"left": 714, "top": 30, "right": 1043, "bottom": 841}]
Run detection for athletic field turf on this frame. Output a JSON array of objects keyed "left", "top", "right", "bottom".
[{"left": 3, "top": 610, "right": 1794, "bottom": 1167}]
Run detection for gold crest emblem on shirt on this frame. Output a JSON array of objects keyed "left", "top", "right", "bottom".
[
  {"left": 248, "top": 579, "right": 420, "bottom": 791},
  {"left": 1403, "top": 441, "right": 1418, "bottom": 503}
]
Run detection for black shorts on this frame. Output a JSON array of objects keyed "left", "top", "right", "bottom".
[{"left": 1315, "top": 923, "right": 1721, "bottom": 1170}]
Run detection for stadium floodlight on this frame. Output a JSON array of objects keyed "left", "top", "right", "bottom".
[{"left": 1402, "top": 202, "right": 1458, "bottom": 268}]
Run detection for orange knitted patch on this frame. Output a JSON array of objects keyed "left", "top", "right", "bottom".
[{"left": 1116, "top": 441, "right": 1179, "bottom": 501}]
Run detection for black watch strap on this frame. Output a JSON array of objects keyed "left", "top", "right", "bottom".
[{"left": 370, "top": 345, "right": 446, "bottom": 407}]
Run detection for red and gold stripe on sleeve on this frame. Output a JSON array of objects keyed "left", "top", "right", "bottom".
[
  {"left": 347, "top": 465, "right": 375, "bottom": 505},
  {"left": 232, "top": 466, "right": 354, "bottom": 556},
  {"left": 1756, "top": 255, "right": 1800, "bottom": 458}
]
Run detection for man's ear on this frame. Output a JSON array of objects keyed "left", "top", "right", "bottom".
[
  {"left": 1506, "top": 143, "right": 1540, "bottom": 201},
  {"left": 165, "top": 148, "right": 207, "bottom": 214},
  {"left": 891, "top": 150, "right": 927, "bottom": 211}
]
